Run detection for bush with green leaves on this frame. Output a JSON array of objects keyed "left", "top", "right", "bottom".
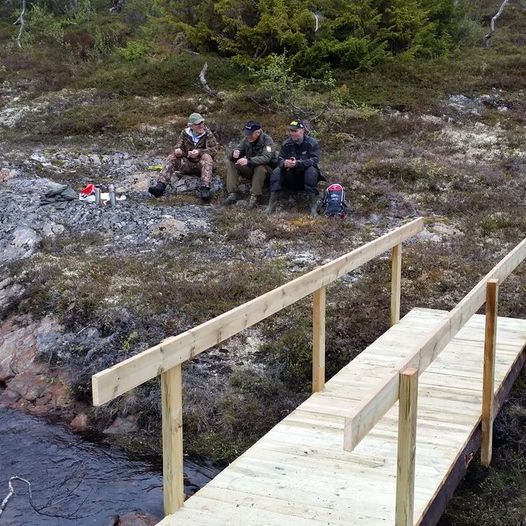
[
  {"left": 248, "top": 53, "right": 334, "bottom": 115},
  {"left": 165, "top": 0, "right": 473, "bottom": 75}
]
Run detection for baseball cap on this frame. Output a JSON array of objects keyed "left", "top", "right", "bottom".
[
  {"left": 287, "top": 119, "right": 305, "bottom": 130},
  {"left": 243, "top": 120, "right": 261, "bottom": 135},
  {"left": 188, "top": 113, "right": 205, "bottom": 125}
]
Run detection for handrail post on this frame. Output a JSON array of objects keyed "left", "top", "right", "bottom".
[
  {"left": 482, "top": 279, "right": 499, "bottom": 467},
  {"left": 395, "top": 367, "right": 418, "bottom": 526},
  {"left": 161, "top": 365, "right": 185, "bottom": 514},
  {"left": 391, "top": 244, "right": 402, "bottom": 326},
  {"left": 312, "top": 287, "right": 326, "bottom": 393}
]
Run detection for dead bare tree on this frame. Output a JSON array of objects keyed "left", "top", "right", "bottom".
[
  {"left": 110, "top": 0, "right": 124, "bottom": 14},
  {"left": 484, "top": 0, "right": 526, "bottom": 47},
  {"left": 14, "top": 0, "right": 27, "bottom": 49},
  {"left": 199, "top": 62, "right": 224, "bottom": 99}
]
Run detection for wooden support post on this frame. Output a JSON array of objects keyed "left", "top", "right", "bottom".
[
  {"left": 395, "top": 368, "right": 418, "bottom": 526},
  {"left": 391, "top": 244, "right": 402, "bottom": 326},
  {"left": 161, "top": 365, "right": 185, "bottom": 515},
  {"left": 482, "top": 279, "right": 499, "bottom": 467},
  {"left": 312, "top": 287, "right": 326, "bottom": 393}
]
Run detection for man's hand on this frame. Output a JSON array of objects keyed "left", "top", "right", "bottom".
[
  {"left": 188, "top": 149, "right": 199, "bottom": 159},
  {"left": 232, "top": 149, "right": 241, "bottom": 159},
  {"left": 284, "top": 157, "right": 297, "bottom": 169},
  {"left": 235, "top": 157, "right": 248, "bottom": 167},
  {"left": 174, "top": 148, "right": 184, "bottom": 158}
]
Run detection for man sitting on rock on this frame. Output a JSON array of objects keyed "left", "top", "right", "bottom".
[
  {"left": 148, "top": 112, "right": 218, "bottom": 202},
  {"left": 267, "top": 119, "right": 325, "bottom": 216},
  {"left": 224, "top": 120, "right": 277, "bottom": 209}
]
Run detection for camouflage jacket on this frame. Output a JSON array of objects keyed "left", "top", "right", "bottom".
[
  {"left": 228, "top": 132, "right": 278, "bottom": 167},
  {"left": 174, "top": 127, "right": 218, "bottom": 160}
]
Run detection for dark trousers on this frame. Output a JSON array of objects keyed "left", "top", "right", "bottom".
[{"left": 270, "top": 166, "right": 320, "bottom": 195}]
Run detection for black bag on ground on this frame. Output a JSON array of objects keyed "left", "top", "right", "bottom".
[{"left": 320, "top": 183, "right": 348, "bottom": 218}]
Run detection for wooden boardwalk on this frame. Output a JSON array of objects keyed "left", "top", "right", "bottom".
[{"left": 158, "top": 307, "right": 526, "bottom": 526}]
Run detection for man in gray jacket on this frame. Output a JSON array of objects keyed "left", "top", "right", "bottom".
[{"left": 224, "top": 121, "right": 277, "bottom": 209}]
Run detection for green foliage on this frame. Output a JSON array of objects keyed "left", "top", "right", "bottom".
[
  {"left": 82, "top": 52, "right": 239, "bottom": 96},
  {"left": 118, "top": 39, "right": 151, "bottom": 61},
  {"left": 261, "top": 309, "right": 313, "bottom": 391},
  {"left": 249, "top": 53, "right": 335, "bottom": 115},
  {"left": 119, "top": 331, "right": 140, "bottom": 353},
  {"left": 24, "top": 4, "right": 66, "bottom": 46},
  {"left": 162, "top": 0, "right": 474, "bottom": 75},
  {"left": 4, "top": 0, "right": 481, "bottom": 81},
  {"left": 73, "top": 0, "right": 95, "bottom": 24}
]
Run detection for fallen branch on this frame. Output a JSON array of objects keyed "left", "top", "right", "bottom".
[
  {"left": 14, "top": 0, "right": 27, "bottom": 49},
  {"left": 198, "top": 62, "right": 224, "bottom": 99},
  {"left": 0, "top": 467, "right": 91, "bottom": 521},
  {"left": 0, "top": 476, "right": 31, "bottom": 518}
]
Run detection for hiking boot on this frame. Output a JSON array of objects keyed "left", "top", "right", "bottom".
[
  {"left": 248, "top": 194, "right": 259, "bottom": 209},
  {"left": 199, "top": 186, "right": 211, "bottom": 202},
  {"left": 224, "top": 192, "right": 238, "bottom": 205},
  {"left": 148, "top": 182, "right": 166, "bottom": 198},
  {"left": 308, "top": 194, "right": 319, "bottom": 217},
  {"left": 266, "top": 192, "right": 280, "bottom": 215}
]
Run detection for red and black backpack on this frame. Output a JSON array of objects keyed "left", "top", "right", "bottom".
[{"left": 320, "top": 183, "right": 348, "bottom": 218}]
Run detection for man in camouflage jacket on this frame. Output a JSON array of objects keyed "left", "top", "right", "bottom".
[
  {"left": 224, "top": 121, "right": 277, "bottom": 209},
  {"left": 148, "top": 112, "right": 218, "bottom": 202}
]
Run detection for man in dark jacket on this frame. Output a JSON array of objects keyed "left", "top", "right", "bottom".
[
  {"left": 148, "top": 112, "right": 218, "bottom": 202},
  {"left": 224, "top": 121, "right": 276, "bottom": 209},
  {"left": 267, "top": 119, "right": 324, "bottom": 216}
]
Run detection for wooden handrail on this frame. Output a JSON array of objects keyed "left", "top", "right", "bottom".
[
  {"left": 91, "top": 218, "right": 424, "bottom": 516},
  {"left": 92, "top": 218, "right": 424, "bottom": 406},
  {"left": 344, "top": 235, "right": 526, "bottom": 451}
]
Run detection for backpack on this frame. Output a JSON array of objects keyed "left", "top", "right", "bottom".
[{"left": 320, "top": 183, "right": 348, "bottom": 218}]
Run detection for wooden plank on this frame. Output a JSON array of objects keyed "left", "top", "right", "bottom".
[
  {"left": 157, "top": 310, "right": 526, "bottom": 526},
  {"left": 92, "top": 218, "right": 424, "bottom": 405},
  {"left": 391, "top": 244, "right": 402, "bottom": 326},
  {"left": 481, "top": 279, "right": 498, "bottom": 466},
  {"left": 161, "top": 365, "right": 184, "bottom": 514},
  {"left": 417, "top": 343, "right": 526, "bottom": 526},
  {"left": 344, "top": 236, "right": 526, "bottom": 451},
  {"left": 395, "top": 368, "right": 418, "bottom": 526},
  {"left": 312, "top": 287, "right": 326, "bottom": 393}
]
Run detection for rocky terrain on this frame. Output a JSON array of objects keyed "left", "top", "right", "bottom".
[{"left": 1, "top": 71, "right": 526, "bottom": 524}]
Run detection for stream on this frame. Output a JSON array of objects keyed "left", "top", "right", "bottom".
[{"left": 0, "top": 407, "right": 220, "bottom": 525}]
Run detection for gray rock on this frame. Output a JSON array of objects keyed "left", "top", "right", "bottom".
[
  {"left": 150, "top": 216, "right": 188, "bottom": 239},
  {"left": 12, "top": 226, "right": 40, "bottom": 248},
  {"left": 103, "top": 416, "right": 139, "bottom": 435}
]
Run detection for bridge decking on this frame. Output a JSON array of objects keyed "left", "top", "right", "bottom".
[{"left": 158, "top": 307, "right": 526, "bottom": 525}]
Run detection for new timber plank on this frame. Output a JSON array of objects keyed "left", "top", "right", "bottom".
[{"left": 157, "top": 308, "right": 526, "bottom": 526}]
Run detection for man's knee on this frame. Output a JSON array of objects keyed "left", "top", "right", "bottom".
[
  {"left": 304, "top": 166, "right": 319, "bottom": 193},
  {"left": 269, "top": 167, "right": 282, "bottom": 192},
  {"left": 304, "top": 167, "right": 319, "bottom": 183},
  {"left": 201, "top": 153, "right": 213, "bottom": 164},
  {"left": 253, "top": 165, "right": 269, "bottom": 178},
  {"left": 270, "top": 167, "right": 281, "bottom": 182},
  {"left": 304, "top": 166, "right": 318, "bottom": 179}
]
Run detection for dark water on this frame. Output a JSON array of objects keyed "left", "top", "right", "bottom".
[{"left": 0, "top": 408, "right": 219, "bottom": 525}]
